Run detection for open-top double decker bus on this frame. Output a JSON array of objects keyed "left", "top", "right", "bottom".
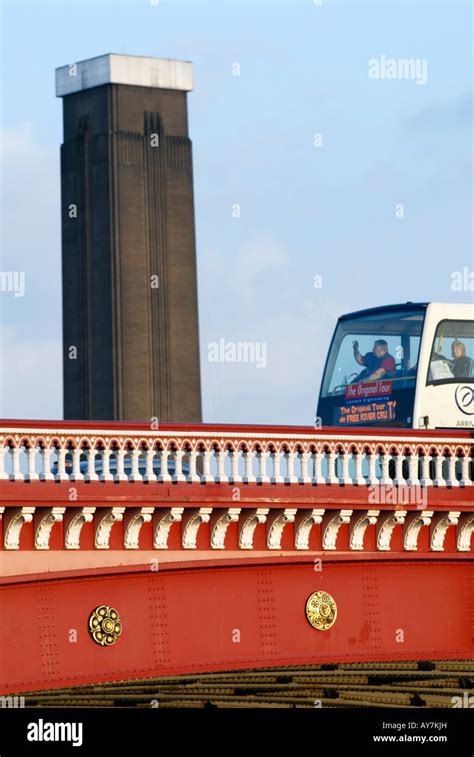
[{"left": 317, "top": 302, "right": 474, "bottom": 430}]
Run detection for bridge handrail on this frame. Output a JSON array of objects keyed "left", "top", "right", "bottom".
[{"left": 1, "top": 419, "right": 473, "bottom": 437}]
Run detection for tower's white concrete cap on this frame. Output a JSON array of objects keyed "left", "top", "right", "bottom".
[{"left": 56, "top": 53, "right": 193, "bottom": 96}]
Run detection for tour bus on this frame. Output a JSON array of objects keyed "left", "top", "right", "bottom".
[{"left": 317, "top": 302, "right": 474, "bottom": 430}]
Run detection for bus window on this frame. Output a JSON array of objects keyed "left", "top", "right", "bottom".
[
  {"left": 321, "top": 309, "right": 424, "bottom": 398},
  {"left": 428, "top": 320, "right": 474, "bottom": 384}
]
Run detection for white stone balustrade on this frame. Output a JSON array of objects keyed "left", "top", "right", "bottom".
[
  {"left": 0, "top": 424, "right": 471, "bottom": 488},
  {"left": 0, "top": 424, "right": 471, "bottom": 553}
]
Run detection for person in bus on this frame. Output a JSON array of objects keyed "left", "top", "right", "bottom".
[
  {"left": 451, "top": 340, "right": 472, "bottom": 378},
  {"left": 352, "top": 339, "right": 396, "bottom": 383}
]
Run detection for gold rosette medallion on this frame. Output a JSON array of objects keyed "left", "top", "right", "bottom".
[
  {"left": 88, "top": 605, "right": 122, "bottom": 646},
  {"left": 305, "top": 591, "right": 337, "bottom": 631}
]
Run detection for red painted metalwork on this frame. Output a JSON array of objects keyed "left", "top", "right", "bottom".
[
  {"left": 1, "top": 480, "right": 472, "bottom": 510},
  {"left": 0, "top": 555, "right": 473, "bottom": 694},
  {"left": 0, "top": 421, "right": 472, "bottom": 692}
]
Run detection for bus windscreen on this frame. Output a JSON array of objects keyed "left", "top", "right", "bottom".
[{"left": 318, "top": 308, "right": 425, "bottom": 427}]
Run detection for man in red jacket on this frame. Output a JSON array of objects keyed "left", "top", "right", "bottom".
[{"left": 352, "top": 339, "right": 396, "bottom": 383}]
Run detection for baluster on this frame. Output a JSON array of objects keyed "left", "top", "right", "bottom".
[
  {"left": 433, "top": 453, "right": 446, "bottom": 487},
  {"left": 188, "top": 449, "right": 201, "bottom": 483},
  {"left": 380, "top": 450, "right": 390, "bottom": 486},
  {"left": 419, "top": 453, "right": 431, "bottom": 487},
  {"left": 39, "top": 447, "right": 55, "bottom": 481},
  {"left": 299, "top": 451, "right": 311, "bottom": 484},
  {"left": 130, "top": 448, "right": 141, "bottom": 482},
  {"left": 367, "top": 452, "right": 378, "bottom": 486},
  {"left": 286, "top": 449, "right": 298, "bottom": 484},
  {"left": 55, "top": 446, "right": 68, "bottom": 481},
  {"left": 71, "top": 448, "right": 84, "bottom": 481},
  {"left": 10, "top": 446, "right": 23, "bottom": 481},
  {"left": 447, "top": 455, "right": 458, "bottom": 487},
  {"left": 326, "top": 449, "right": 338, "bottom": 485},
  {"left": 461, "top": 454, "right": 472, "bottom": 487},
  {"left": 143, "top": 447, "right": 156, "bottom": 483},
  {"left": 229, "top": 448, "right": 242, "bottom": 484},
  {"left": 0, "top": 446, "right": 9, "bottom": 480},
  {"left": 214, "top": 447, "right": 227, "bottom": 483},
  {"left": 257, "top": 449, "right": 269, "bottom": 484},
  {"left": 393, "top": 451, "right": 404, "bottom": 486},
  {"left": 243, "top": 449, "right": 255, "bottom": 484},
  {"left": 158, "top": 448, "right": 172, "bottom": 483},
  {"left": 407, "top": 452, "right": 420, "bottom": 487},
  {"left": 353, "top": 449, "right": 366, "bottom": 485},
  {"left": 85, "top": 447, "right": 99, "bottom": 482},
  {"left": 115, "top": 449, "right": 128, "bottom": 482},
  {"left": 312, "top": 450, "right": 324, "bottom": 484},
  {"left": 26, "top": 445, "right": 39, "bottom": 482},
  {"left": 271, "top": 450, "right": 284, "bottom": 484},
  {"left": 198, "top": 448, "right": 211, "bottom": 483},
  {"left": 340, "top": 450, "right": 351, "bottom": 485},
  {"left": 173, "top": 448, "right": 187, "bottom": 482},
  {"left": 101, "top": 449, "right": 114, "bottom": 482}
]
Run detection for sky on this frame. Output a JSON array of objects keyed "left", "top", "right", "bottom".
[{"left": 0, "top": 0, "right": 473, "bottom": 424}]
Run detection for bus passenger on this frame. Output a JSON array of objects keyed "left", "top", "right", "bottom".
[
  {"left": 352, "top": 339, "right": 396, "bottom": 383},
  {"left": 451, "top": 340, "right": 472, "bottom": 378}
]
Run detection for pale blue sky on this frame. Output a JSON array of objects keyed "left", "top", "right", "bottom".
[{"left": 0, "top": 0, "right": 472, "bottom": 423}]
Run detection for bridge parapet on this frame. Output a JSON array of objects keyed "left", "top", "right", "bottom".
[
  {"left": 0, "top": 420, "right": 473, "bottom": 487},
  {"left": 0, "top": 422, "right": 472, "bottom": 556}
]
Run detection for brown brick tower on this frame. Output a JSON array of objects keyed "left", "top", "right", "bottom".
[{"left": 56, "top": 54, "right": 202, "bottom": 422}]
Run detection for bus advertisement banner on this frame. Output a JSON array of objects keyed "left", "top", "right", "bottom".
[
  {"left": 335, "top": 381, "right": 396, "bottom": 425},
  {"left": 345, "top": 380, "right": 393, "bottom": 401}
]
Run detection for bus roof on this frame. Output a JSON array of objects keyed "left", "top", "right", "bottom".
[{"left": 338, "top": 302, "right": 429, "bottom": 321}]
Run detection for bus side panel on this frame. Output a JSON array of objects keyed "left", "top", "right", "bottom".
[{"left": 414, "top": 304, "right": 474, "bottom": 429}]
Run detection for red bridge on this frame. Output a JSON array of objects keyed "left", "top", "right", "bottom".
[{"left": 0, "top": 420, "right": 472, "bottom": 695}]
